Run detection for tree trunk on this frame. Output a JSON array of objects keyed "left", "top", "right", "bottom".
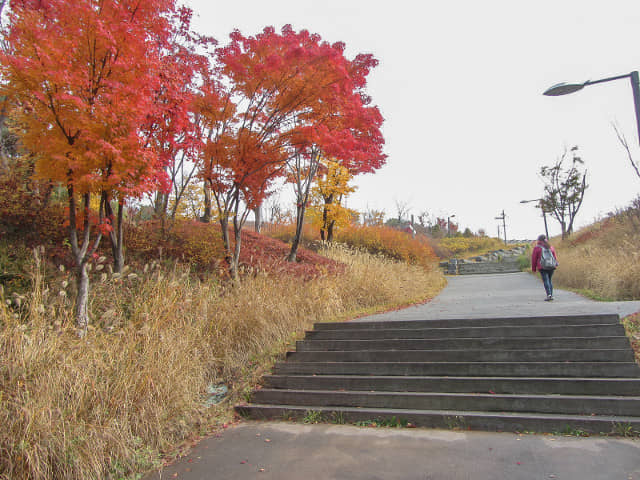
[
  {"left": 75, "top": 261, "right": 90, "bottom": 334},
  {"left": 219, "top": 216, "right": 231, "bottom": 265},
  {"left": 68, "top": 190, "right": 101, "bottom": 334},
  {"left": 154, "top": 191, "right": 168, "bottom": 218},
  {"left": 201, "top": 182, "right": 212, "bottom": 223},
  {"left": 254, "top": 206, "right": 262, "bottom": 233},
  {"left": 231, "top": 224, "right": 242, "bottom": 280},
  {"left": 287, "top": 204, "right": 304, "bottom": 262},
  {"left": 111, "top": 201, "right": 125, "bottom": 273},
  {"left": 320, "top": 194, "right": 333, "bottom": 242},
  {"left": 103, "top": 194, "right": 125, "bottom": 273},
  {"left": 327, "top": 220, "right": 335, "bottom": 242}
]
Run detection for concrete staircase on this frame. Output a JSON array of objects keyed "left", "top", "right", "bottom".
[
  {"left": 236, "top": 314, "right": 640, "bottom": 434},
  {"left": 456, "top": 259, "right": 521, "bottom": 275},
  {"left": 441, "top": 246, "right": 526, "bottom": 275}
]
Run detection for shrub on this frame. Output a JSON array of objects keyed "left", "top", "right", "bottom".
[
  {"left": 333, "top": 225, "right": 437, "bottom": 269},
  {"left": 264, "top": 222, "right": 317, "bottom": 246},
  {"left": 436, "top": 236, "right": 507, "bottom": 258}
]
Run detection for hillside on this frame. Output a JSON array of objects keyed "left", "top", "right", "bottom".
[
  {"left": 550, "top": 200, "right": 640, "bottom": 301},
  {"left": 0, "top": 207, "right": 447, "bottom": 480}
]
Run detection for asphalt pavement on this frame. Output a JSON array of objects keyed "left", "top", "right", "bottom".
[{"left": 144, "top": 272, "right": 640, "bottom": 480}]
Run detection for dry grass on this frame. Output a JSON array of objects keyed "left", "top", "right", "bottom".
[
  {"left": 551, "top": 210, "right": 640, "bottom": 300},
  {"left": 0, "top": 245, "right": 445, "bottom": 479},
  {"left": 622, "top": 312, "right": 640, "bottom": 363}
]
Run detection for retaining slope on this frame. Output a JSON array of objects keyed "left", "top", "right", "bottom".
[{"left": 236, "top": 314, "right": 640, "bottom": 434}]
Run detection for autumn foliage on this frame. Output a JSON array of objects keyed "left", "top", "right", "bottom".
[
  {"left": 126, "top": 219, "right": 343, "bottom": 279},
  {"left": 196, "top": 25, "right": 385, "bottom": 272},
  {"left": 335, "top": 225, "right": 438, "bottom": 269},
  {"left": 0, "top": 0, "right": 201, "bottom": 328},
  {"left": 268, "top": 223, "right": 438, "bottom": 270}
]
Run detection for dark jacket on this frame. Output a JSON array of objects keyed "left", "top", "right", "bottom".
[{"left": 531, "top": 241, "right": 558, "bottom": 272}]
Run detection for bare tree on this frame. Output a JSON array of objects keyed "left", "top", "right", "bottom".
[
  {"left": 362, "top": 207, "right": 385, "bottom": 226},
  {"left": 394, "top": 198, "right": 411, "bottom": 222},
  {"left": 540, "top": 146, "right": 588, "bottom": 239},
  {"left": 612, "top": 122, "right": 640, "bottom": 179},
  {"left": 417, "top": 210, "right": 432, "bottom": 228}
]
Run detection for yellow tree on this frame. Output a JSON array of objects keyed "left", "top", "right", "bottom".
[{"left": 308, "top": 159, "right": 357, "bottom": 241}]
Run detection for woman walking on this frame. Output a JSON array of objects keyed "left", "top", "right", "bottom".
[{"left": 531, "top": 234, "right": 559, "bottom": 301}]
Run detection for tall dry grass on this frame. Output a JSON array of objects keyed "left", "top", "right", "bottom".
[
  {"left": 0, "top": 245, "right": 445, "bottom": 479},
  {"left": 552, "top": 208, "right": 640, "bottom": 300}
]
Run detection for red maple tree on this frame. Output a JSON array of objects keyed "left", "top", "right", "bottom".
[{"left": 198, "top": 25, "right": 387, "bottom": 275}]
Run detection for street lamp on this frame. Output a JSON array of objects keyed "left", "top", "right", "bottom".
[
  {"left": 447, "top": 214, "right": 456, "bottom": 237},
  {"left": 543, "top": 71, "right": 640, "bottom": 146},
  {"left": 494, "top": 210, "right": 507, "bottom": 245},
  {"left": 520, "top": 198, "right": 549, "bottom": 239}
]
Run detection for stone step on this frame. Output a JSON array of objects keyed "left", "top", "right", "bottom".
[
  {"left": 457, "top": 265, "right": 521, "bottom": 275},
  {"left": 312, "top": 314, "right": 621, "bottom": 330},
  {"left": 251, "top": 389, "right": 640, "bottom": 416},
  {"left": 263, "top": 375, "right": 640, "bottom": 396},
  {"left": 296, "top": 336, "right": 630, "bottom": 352},
  {"left": 286, "top": 348, "right": 634, "bottom": 363},
  {"left": 236, "top": 404, "right": 640, "bottom": 435},
  {"left": 305, "top": 324, "right": 626, "bottom": 340},
  {"left": 272, "top": 361, "right": 640, "bottom": 378},
  {"left": 237, "top": 314, "right": 640, "bottom": 434}
]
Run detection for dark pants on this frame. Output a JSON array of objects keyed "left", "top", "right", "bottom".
[{"left": 540, "top": 269, "right": 554, "bottom": 297}]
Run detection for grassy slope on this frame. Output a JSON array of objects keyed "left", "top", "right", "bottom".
[{"left": 551, "top": 208, "right": 640, "bottom": 301}]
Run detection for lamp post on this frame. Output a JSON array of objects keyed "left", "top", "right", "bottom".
[
  {"left": 543, "top": 71, "right": 640, "bottom": 146},
  {"left": 494, "top": 210, "right": 507, "bottom": 245},
  {"left": 447, "top": 214, "right": 456, "bottom": 237},
  {"left": 520, "top": 199, "right": 549, "bottom": 239}
]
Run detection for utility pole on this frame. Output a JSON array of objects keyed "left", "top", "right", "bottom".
[{"left": 495, "top": 210, "right": 507, "bottom": 245}]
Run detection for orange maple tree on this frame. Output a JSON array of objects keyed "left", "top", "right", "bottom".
[{"left": 0, "top": 0, "right": 190, "bottom": 329}]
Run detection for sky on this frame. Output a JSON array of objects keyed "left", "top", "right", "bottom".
[{"left": 184, "top": 0, "right": 640, "bottom": 240}]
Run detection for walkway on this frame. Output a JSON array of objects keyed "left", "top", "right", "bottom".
[{"left": 144, "top": 273, "right": 640, "bottom": 480}]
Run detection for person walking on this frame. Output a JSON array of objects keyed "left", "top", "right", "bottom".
[{"left": 531, "top": 234, "right": 559, "bottom": 301}]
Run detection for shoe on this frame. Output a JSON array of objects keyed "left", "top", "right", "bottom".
[
  {"left": 544, "top": 295, "right": 552, "bottom": 301},
  {"left": 549, "top": 295, "right": 554, "bottom": 301}
]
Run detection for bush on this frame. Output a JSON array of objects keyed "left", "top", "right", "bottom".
[
  {"left": 435, "top": 236, "right": 507, "bottom": 258},
  {"left": 334, "top": 225, "right": 437, "bottom": 269}
]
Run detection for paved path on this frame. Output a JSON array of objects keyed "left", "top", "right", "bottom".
[
  {"left": 144, "top": 273, "right": 640, "bottom": 480},
  {"left": 359, "top": 272, "right": 640, "bottom": 321}
]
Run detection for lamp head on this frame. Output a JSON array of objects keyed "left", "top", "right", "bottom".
[{"left": 543, "top": 82, "right": 586, "bottom": 96}]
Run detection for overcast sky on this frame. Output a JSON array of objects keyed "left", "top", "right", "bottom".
[{"left": 184, "top": 0, "right": 640, "bottom": 240}]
